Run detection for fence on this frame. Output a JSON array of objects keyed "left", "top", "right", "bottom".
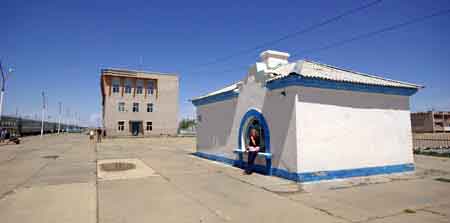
[
  {"left": 413, "top": 133, "right": 450, "bottom": 157},
  {"left": 413, "top": 133, "right": 450, "bottom": 149}
]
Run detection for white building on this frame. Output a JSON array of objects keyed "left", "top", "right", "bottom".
[{"left": 191, "top": 50, "right": 422, "bottom": 182}]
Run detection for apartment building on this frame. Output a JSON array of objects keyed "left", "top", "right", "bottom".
[
  {"left": 100, "top": 68, "right": 178, "bottom": 137},
  {"left": 411, "top": 111, "right": 450, "bottom": 133}
]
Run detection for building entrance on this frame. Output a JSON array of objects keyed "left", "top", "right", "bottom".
[{"left": 130, "top": 121, "right": 142, "bottom": 136}]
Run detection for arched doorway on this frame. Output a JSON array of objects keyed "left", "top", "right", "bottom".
[{"left": 238, "top": 109, "right": 270, "bottom": 153}]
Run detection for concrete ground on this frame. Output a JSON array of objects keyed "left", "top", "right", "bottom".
[{"left": 0, "top": 135, "right": 449, "bottom": 223}]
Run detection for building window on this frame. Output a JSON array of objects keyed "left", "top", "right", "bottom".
[
  {"left": 146, "top": 121, "right": 152, "bottom": 131},
  {"left": 125, "top": 78, "right": 132, "bottom": 94},
  {"left": 146, "top": 80, "right": 154, "bottom": 95},
  {"left": 112, "top": 78, "right": 120, "bottom": 93},
  {"left": 118, "top": 121, "right": 124, "bottom": 131},
  {"left": 118, "top": 102, "right": 125, "bottom": 112},
  {"left": 147, "top": 103, "right": 153, "bottom": 112},
  {"left": 133, "top": 103, "right": 139, "bottom": 112},
  {"left": 136, "top": 79, "right": 143, "bottom": 94},
  {"left": 197, "top": 115, "right": 202, "bottom": 122}
]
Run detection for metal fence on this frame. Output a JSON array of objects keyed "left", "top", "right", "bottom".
[
  {"left": 413, "top": 133, "right": 450, "bottom": 149},
  {"left": 413, "top": 133, "right": 450, "bottom": 157}
]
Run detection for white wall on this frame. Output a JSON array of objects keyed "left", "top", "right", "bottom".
[
  {"left": 262, "top": 87, "right": 298, "bottom": 172},
  {"left": 296, "top": 86, "right": 414, "bottom": 173},
  {"left": 196, "top": 63, "right": 300, "bottom": 172},
  {"left": 196, "top": 98, "right": 238, "bottom": 155}
]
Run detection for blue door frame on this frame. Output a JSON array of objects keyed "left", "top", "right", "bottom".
[{"left": 237, "top": 109, "right": 272, "bottom": 174}]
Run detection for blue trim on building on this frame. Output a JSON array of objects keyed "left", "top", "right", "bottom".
[
  {"left": 266, "top": 74, "right": 418, "bottom": 96},
  {"left": 238, "top": 109, "right": 271, "bottom": 153},
  {"left": 193, "top": 152, "right": 415, "bottom": 182},
  {"left": 193, "top": 151, "right": 237, "bottom": 166},
  {"left": 191, "top": 90, "right": 239, "bottom": 106},
  {"left": 237, "top": 109, "right": 272, "bottom": 174}
]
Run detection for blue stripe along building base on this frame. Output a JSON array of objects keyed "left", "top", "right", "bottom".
[{"left": 192, "top": 152, "right": 415, "bottom": 182}]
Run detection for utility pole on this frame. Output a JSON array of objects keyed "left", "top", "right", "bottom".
[
  {"left": 40, "top": 91, "right": 46, "bottom": 138},
  {"left": 57, "top": 102, "right": 62, "bottom": 135},
  {"left": 0, "top": 61, "right": 13, "bottom": 121},
  {"left": 66, "top": 107, "right": 71, "bottom": 131},
  {"left": 74, "top": 112, "right": 78, "bottom": 131}
]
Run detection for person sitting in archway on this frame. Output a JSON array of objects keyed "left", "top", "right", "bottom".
[{"left": 245, "top": 128, "right": 260, "bottom": 175}]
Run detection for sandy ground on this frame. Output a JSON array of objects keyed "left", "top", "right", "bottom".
[{"left": 0, "top": 134, "right": 449, "bottom": 222}]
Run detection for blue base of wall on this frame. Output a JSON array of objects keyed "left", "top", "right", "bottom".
[{"left": 193, "top": 152, "right": 415, "bottom": 182}]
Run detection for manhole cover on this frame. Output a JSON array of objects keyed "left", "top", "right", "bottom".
[
  {"left": 97, "top": 159, "right": 158, "bottom": 181},
  {"left": 42, "top": 155, "right": 59, "bottom": 159},
  {"left": 100, "top": 162, "right": 136, "bottom": 172}
]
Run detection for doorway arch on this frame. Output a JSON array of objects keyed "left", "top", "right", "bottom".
[{"left": 238, "top": 109, "right": 270, "bottom": 153}]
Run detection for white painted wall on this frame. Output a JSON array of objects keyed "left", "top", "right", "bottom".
[
  {"left": 296, "top": 86, "right": 414, "bottom": 173},
  {"left": 196, "top": 63, "right": 300, "bottom": 172},
  {"left": 196, "top": 98, "right": 238, "bottom": 155}
]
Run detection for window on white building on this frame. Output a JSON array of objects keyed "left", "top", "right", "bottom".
[
  {"left": 132, "top": 103, "right": 139, "bottom": 112},
  {"left": 146, "top": 121, "right": 152, "bottom": 131},
  {"left": 125, "top": 78, "right": 132, "bottom": 94},
  {"left": 146, "top": 80, "right": 154, "bottom": 95},
  {"left": 147, "top": 103, "right": 153, "bottom": 112},
  {"left": 118, "top": 102, "right": 125, "bottom": 112},
  {"left": 112, "top": 78, "right": 120, "bottom": 93},
  {"left": 136, "top": 79, "right": 143, "bottom": 94},
  {"left": 118, "top": 121, "right": 124, "bottom": 131}
]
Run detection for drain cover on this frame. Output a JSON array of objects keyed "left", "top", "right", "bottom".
[
  {"left": 100, "top": 162, "right": 136, "bottom": 172},
  {"left": 97, "top": 158, "right": 158, "bottom": 181},
  {"left": 42, "top": 155, "right": 59, "bottom": 159}
]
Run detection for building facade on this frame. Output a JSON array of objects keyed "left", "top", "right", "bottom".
[
  {"left": 101, "top": 69, "right": 178, "bottom": 137},
  {"left": 411, "top": 111, "right": 450, "bottom": 132},
  {"left": 191, "top": 50, "right": 422, "bottom": 183}
]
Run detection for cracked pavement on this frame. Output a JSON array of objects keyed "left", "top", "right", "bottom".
[{"left": 0, "top": 134, "right": 449, "bottom": 222}]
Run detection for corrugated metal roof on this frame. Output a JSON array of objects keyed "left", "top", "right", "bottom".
[
  {"left": 191, "top": 82, "right": 241, "bottom": 101},
  {"left": 192, "top": 59, "right": 422, "bottom": 102},
  {"left": 267, "top": 60, "right": 423, "bottom": 89}
]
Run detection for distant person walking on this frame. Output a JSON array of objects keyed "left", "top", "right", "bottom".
[
  {"left": 89, "top": 129, "right": 95, "bottom": 141},
  {"left": 245, "top": 128, "right": 260, "bottom": 175},
  {"left": 0, "top": 128, "right": 5, "bottom": 143},
  {"left": 96, "top": 128, "right": 102, "bottom": 142}
]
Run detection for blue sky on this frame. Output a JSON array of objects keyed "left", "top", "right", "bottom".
[{"left": 2, "top": 0, "right": 450, "bottom": 126}]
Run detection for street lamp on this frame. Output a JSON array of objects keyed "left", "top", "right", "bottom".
[{"left": 0, "top": 61, "right": 14, "bottom": 121}]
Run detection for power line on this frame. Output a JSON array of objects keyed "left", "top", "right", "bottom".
[
  {"left": 291, "top": 8, "right": 450, "bottom": 59},
  {"left": 190, "top": 0, "right": 383, "bottom": 71},
  {"left": 201, "top": 8, "right": 450, "bottom": 76}
]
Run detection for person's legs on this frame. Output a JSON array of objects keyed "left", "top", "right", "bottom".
[{"left": 246, "top": 151, "right": 257, "bottom": 174}]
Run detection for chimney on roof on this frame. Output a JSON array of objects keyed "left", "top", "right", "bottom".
[{"left": 260, "top": 50, "right": 290, "bottom": 69}]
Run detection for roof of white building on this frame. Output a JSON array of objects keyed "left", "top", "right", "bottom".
[
  {"left": 267, "top": 60, "right": 422, "bottom": 89},
  {"left": 191, "top": 59, "right": 422, "bottom": 102},
  {"left": 191, "top": 82, "right": 241, "bottom": 101}
]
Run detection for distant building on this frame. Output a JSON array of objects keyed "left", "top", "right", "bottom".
[
  {"left": 411, "top": 111, "right": 450, "bottom": 133},
  {"left": 191, "top": 50, "right": 422, "bottom": 183},
  {"left": 101, "top": 68, "right": 178, "bottom": 137}
]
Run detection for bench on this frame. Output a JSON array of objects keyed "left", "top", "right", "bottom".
[{"left": 233, "top": 149, "right": 272, "bottom": 175}]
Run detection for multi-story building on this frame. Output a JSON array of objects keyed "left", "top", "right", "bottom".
[
  {"left": 100, "top": 68, "right": 178, "bottom": 137},
  {"left": 411, "top": 111, "right": 450, "bottom": 133}
]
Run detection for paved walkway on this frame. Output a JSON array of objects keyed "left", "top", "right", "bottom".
[{"left": 0, "top": 135, "right": 449, "bottom": 222}]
